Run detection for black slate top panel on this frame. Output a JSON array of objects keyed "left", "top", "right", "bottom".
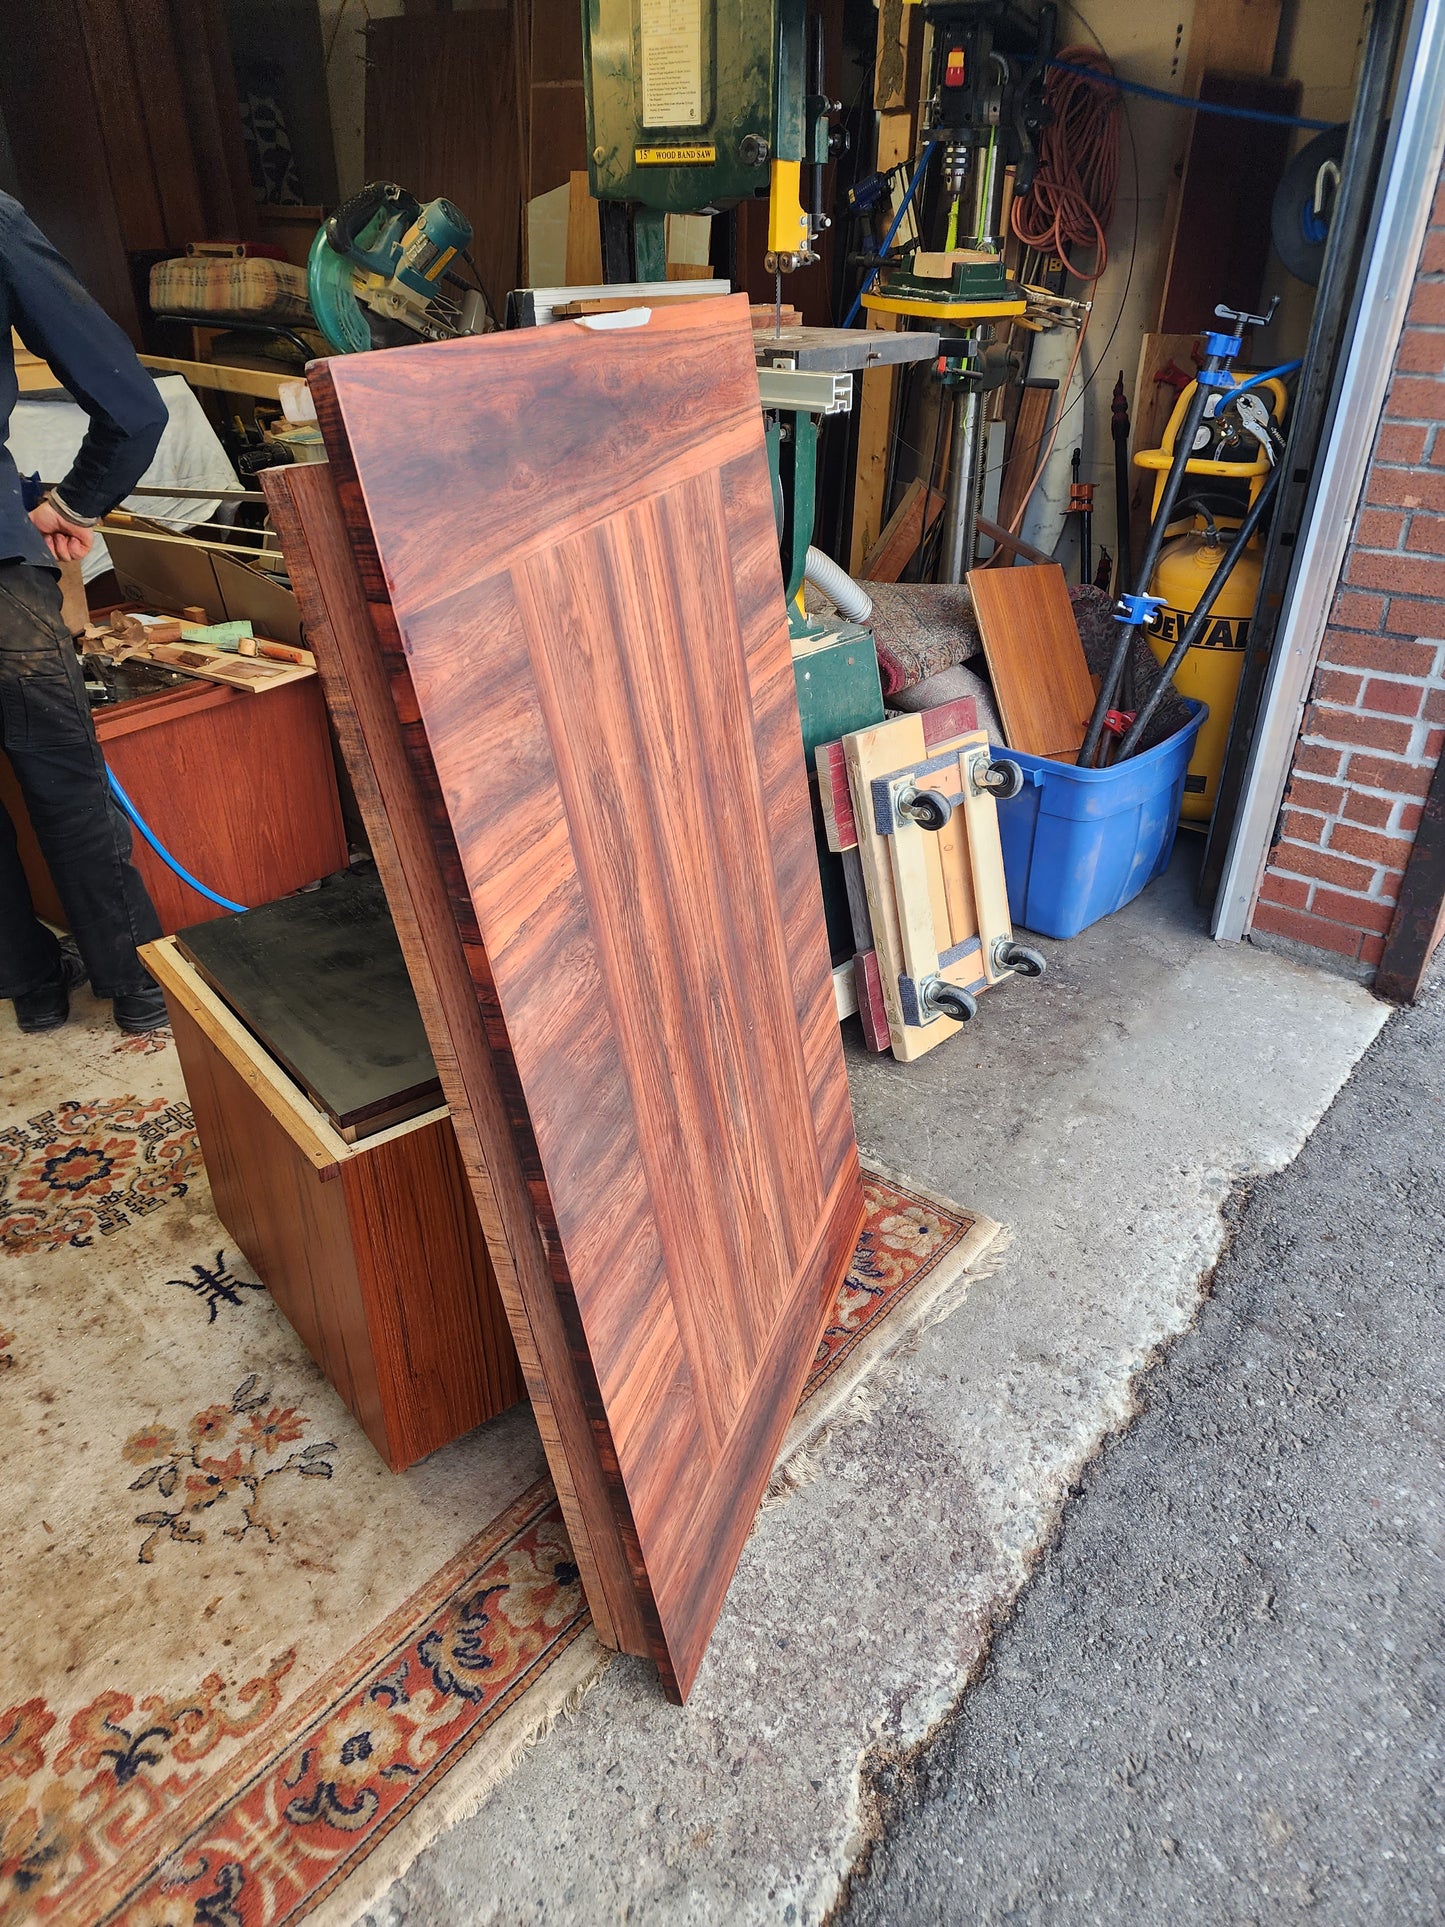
[{"left": 176, "top": 868, "right": 440, "bottom": 1133}]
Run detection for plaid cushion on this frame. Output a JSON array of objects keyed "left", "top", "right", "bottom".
[{"left": 149, "top": 256, "right": 312, "bottom": 323}]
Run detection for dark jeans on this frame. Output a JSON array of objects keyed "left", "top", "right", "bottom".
[{"left": 0, "top": 561, "right": 160, "bottom": 999}]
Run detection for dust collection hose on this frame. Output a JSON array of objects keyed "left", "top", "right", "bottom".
[
  {"left": 106, "top": 767, "right": 250, "bottom": 914},
  {"left": 1115, "top": 462, "right": 1281, "bottom": 761},
  {"left": 804, "top": 545, "right": 873, "bottom": 624}
]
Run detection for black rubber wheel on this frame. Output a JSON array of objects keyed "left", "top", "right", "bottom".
[
  {"left": 925, "top": 982, "right": 977, "bottom": 1024},
  {"left": 981, "top": 759, "right": 1024, "bottom": 801},
  {"left": 1270, "top": 123, "right": 1348, "bottom": 287},
  {"left": 899, "top": 786, "right": 954, "bottom": 832},
  {"left": 999, "top": 941, "right": 1046, "bottom": 979}
]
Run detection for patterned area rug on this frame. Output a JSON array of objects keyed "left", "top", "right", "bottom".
[{"left": 0, "top": 992, "right": 1002, "bottom": 1927}]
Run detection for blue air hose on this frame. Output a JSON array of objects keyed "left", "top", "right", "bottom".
[
  {"left": 1229, "top": 359, "right": 1304, "bottom": 396},
  {"left": 1048, "top": 59, "right": 1338, "bottom": 132},
  {"left": 843, "top": 141, "right": 939, "bottom": 329},
  {"left": 106, "top": 767, "right": 249, "bottom": 914}
]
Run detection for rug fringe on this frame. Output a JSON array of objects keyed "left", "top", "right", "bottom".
[{"left": 307, "top": 1634, "right": 610, "bottom": 1927}]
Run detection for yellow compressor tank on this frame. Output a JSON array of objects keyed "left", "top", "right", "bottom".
[{"left": 1145, "top": 527, "right": 1263, "bottom": 823}]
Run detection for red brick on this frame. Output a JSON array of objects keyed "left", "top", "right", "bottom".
[
  {"left": 1304, "top": 706, "right": 1415, "bottom": 754},
  {"left": 1313, "top": 888, "right": 1398, "bottom": 932},
  {"left": 1360, "top": 934, "right": 1388, "bottom": 968},
  {"left": 1281, "top": 808, "right": 1328, "bottom": 845},
  {"left": 1269, "top": 840, "right": 1378, "bottom": 891},
  {"left": 1407, "top": 512, "right": 1445, "bottom": 554},
  {"left": 1327, "top": 590, "right": 1388, "bottom": 631},
  {"left": 1374, "top": 423, "right": 1429, "bottom": 464},
  {"left": 1409, "top": 281, "right": 1445, "bottom": 327},
  {"left": 1396, "top": 329, "right": 1445, "bottom": 375},
  {"left": 1342, "top": 790, "right": 1394, "bottom": 828},
  {"left": 1345, "top": 752, "right": 1435, "bottom": 797},
  {"left": 1384, "top": 597, "right": 1445, "bottom": 637},
  {"left": 1356, "top": 508, "right": 1407, "bottom": 549},
  {"left": 1329, "top": 820, "right": 1417, "bottom": 867},
  {"left": 1388, "top": 374, "right": 1445, "bottom": 420},
  {"left": 1348, "top": 550, "right": 1445, "bottom": 597},
  {"left": 1425, "top": 688, "right": 1445, "bottom": 723},
  {"left": 1368, "top": 464, "right": 1445, "bottom": 510},
  {"left": 1362, "top": 676, "right": 1427, "bottom": 717},
  {"left": 1312, "top": 668, "right": 1366, "bottom": 706},
  {"left": 1398, "top": 802, "right": 1425, "bottom": 836},
  {"left": 1250, "top": 900, "right": 1365, "bottom": 959},
  {"left": 1284, "top": 775, "right": 1346, "bottom": 815},
  {"left": 1258, "top": 871, "right": 1311, "bottom": 911},
  {"left": 1423, "top": 232, "right": 1445, "bottom": 276},
  {"left": 1428, "top": 727, "right": 1445, "bottom": 760},
  {"left": 1322, "top": 630, "right": 1437, "bottom": 677},
  {"left": 1293, "top": 742, "right": 1345, "bottom": 778}
]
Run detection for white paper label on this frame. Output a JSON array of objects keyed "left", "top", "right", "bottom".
[{"left": 640, "top": 0, "right": 703, "bottom": 128}]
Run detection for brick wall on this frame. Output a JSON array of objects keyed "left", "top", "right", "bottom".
[{"left": 1250, "top": 176, "right": 1445, "bottom": 974}]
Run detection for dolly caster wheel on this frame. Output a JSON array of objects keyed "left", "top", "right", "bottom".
[
  {"left": 920, "top": 977, "right": 977, "bottom": 1023},
  {"left": 994, "top": 940, "right": 1046, "bottom": 978},
  {"left": 897, "top": 785, "right": 954, "bottom": 831},
  {"left": 974, "top": 758, "right": 1024, "bottom": 800}
]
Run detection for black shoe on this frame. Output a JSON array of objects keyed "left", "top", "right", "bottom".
[
  {"left": 13, "top": 945, "right": 87, "bottom": 1034},
  {"left": 113, "top": 979, "right": 170, "bottom": 1035}
]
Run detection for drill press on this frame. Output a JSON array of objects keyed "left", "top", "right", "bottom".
[{"left": 862, "top": 0, "right": 1056, "bottom": 579}]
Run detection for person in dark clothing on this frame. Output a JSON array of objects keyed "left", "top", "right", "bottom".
[{"left": 1, "top": 192, "right": 172, "bottom": 1033}]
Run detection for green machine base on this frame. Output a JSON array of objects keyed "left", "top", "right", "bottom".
[{"left": 793, "top": 623, "right": 885, "bottom": 967}]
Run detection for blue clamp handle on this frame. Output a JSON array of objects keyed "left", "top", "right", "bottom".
[
  {"left": 1198, "top": 367, "right": 1239, "bottom": 388},
  {"left": 1115, "top": 592, "right": 1166, "bottom": 625},
  {"left": 1203, "top": 330, "right": 1243, "bottom": 358}
]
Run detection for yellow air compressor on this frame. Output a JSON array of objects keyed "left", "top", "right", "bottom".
[{"left": 1134, "top": 372, "right": 1289, "bottom": 821}]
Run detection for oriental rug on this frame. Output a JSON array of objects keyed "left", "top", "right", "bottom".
[{"left": 0, "top": 991, "right": 1001, "bottom": 1927}]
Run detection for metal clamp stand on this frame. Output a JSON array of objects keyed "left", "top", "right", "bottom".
[{"left": 1080, "top": 300, "right": 1278, "bottom": 767}]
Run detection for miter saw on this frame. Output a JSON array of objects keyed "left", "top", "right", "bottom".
[{"left": 307, "top": 182, "right": 494, "bottom": 354}]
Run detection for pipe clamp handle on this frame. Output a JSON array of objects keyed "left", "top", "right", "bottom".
[{"left": 1115, "top": 592, "right": 1165, "bottom": 625}]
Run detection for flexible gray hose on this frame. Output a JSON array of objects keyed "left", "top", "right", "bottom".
[{"left": 804, "top": 545, "right": 872, "bottom": 624}]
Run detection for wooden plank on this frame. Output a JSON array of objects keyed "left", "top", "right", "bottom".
[
  {"left": 966, "top": 562, "right": 1095, "bottom": 760},
  {"left": 565, "top": 170, "right": 604, "bottom": 285},
  {"left": 1159, "top": 74, "right": 1299, "bottom": 336},
  {"left": 853, "top": 948, "right": 890, "bottom": 1053},
  {"left": 1150, "top": 0, "right": 1283, "bottom": 331},
  {"left": 284, "top": 297, "right": 863, "bottom": 1701},
  {"left": 848, "top": 104, "right": 916, "bottom": 570},
  {"left": 861, "top": 476, "right": 946, "bottom": 583},
  {"left": 997, "top": 379, "right": 1055, "bottom": 534},
  {"left": 367, "top": 10, "right": 522, "bottom": 331},
  {"left": 137, "top": 354, "right": 289, "bottom": 400}
]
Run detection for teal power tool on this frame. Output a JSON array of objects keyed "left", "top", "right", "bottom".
[{"left": 307, "top": 182, "right": 492, "bottom": 354}]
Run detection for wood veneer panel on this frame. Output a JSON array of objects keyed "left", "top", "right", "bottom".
[
  {"left": 966, "top": 562, "right": 1096, "bottom": 761},
  {"left": 280, "top": 296, "right": 863, "bottom": 1699}
]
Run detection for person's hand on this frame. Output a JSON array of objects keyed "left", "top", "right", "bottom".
[{"left": 29, "top": 500, "right": 94, "bottom": 562}]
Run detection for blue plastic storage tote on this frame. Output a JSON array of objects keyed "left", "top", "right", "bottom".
[{"left": 995, "top": 702, "right": 1207, "bottom": 940}]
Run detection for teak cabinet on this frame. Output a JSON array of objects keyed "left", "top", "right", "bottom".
[{"left": 144, "top": 937, "right": 523, "bottom": 1471}]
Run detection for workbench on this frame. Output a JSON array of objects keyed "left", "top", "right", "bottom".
[{"left": 0, "top": 663, "right": 348, "bottom": 934}]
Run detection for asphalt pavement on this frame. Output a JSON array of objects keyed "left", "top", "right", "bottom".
[{"left": 840, "top": 971, "right": 1445, "bottom": 1926}]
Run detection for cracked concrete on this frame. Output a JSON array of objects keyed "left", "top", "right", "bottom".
[
  {"left": 839, "top": 961, "right": 1445, "bottom": 1925},
  {"left": 368, "top": 846, "right": 1387, "bottom": 1925}
]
